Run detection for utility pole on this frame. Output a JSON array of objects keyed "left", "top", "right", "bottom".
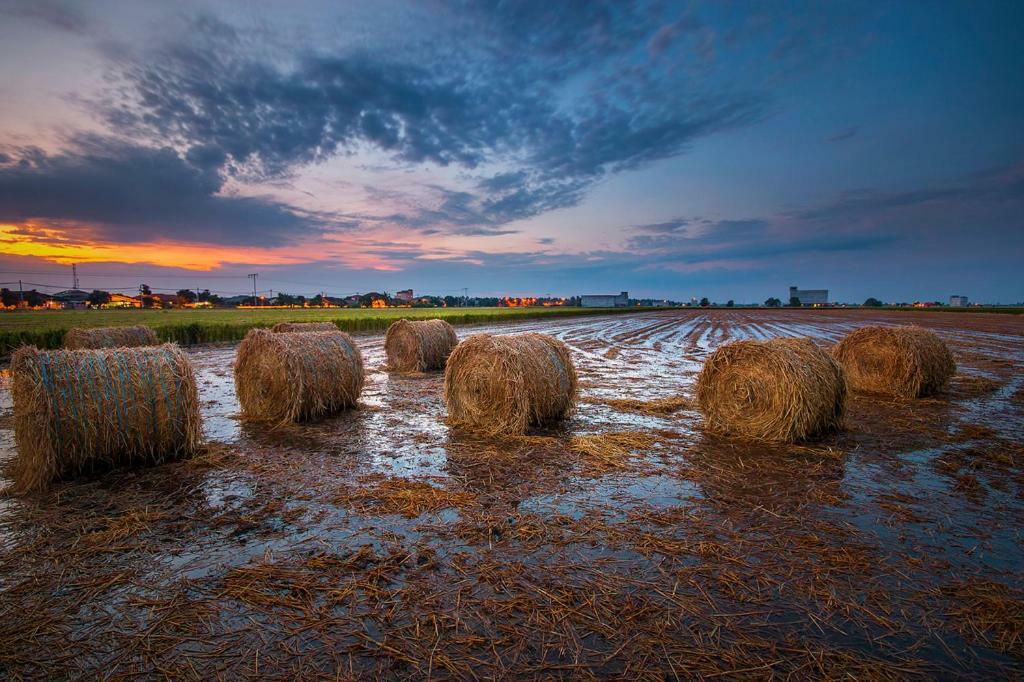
[
  {"left": 72, "top": 263, "right": 79, "bottom": 290},
  {"left": 248, "top": 273, "right": 258, "bottom": 306},
  {"left": 18, "top": 279, "right": 24, "bottom": 306}
]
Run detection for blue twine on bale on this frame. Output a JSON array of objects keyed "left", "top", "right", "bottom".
[{"left": 37, "top": 354, "right": 63, "bottom": 453}]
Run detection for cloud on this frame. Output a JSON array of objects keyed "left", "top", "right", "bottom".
[
  {"left": 94, "top": 12, "right": 763, "bottom": 234},
  {"left": 0, "top": 136, "right": 330, "bottom": 247},
  {"left": 0, "top": 0, "right": 89, "bottom": 34}
]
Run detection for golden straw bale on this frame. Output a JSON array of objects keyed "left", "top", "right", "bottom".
[
  {"left": 234, "top": 329, "right": 364, "bottom": 424},
  {"left": 270, "top": 322, "right": 338, "bottom": 333},
  {"left": 832, "top": 325, "right": 956, "bottom": 398},
  {"left": 11, "top": 344, "right": 201, "bottom": 492},
  {"left": 444, "top": 333, "right": 578, "bottom": 436},
  {"left": 64, "top": 325, "right": 159, "bottom": 350},
  {"left": 696, "top": 337, "right": 846, "bottom": 442},
  {"left": 385, "top": 318, "right": 458, "bottom": 372}
]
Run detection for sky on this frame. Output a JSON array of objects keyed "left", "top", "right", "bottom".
[{"left": 0, "top": 0, "right": 1021, "bottom": 303}]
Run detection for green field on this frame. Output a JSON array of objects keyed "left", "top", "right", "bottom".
[{"left": 0, "top": 306, "right": 652, "bottom": 356}]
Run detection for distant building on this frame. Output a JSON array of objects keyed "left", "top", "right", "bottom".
[
  {"left": 52, "top": 289, "right": 90, "bottom": 309},
  {"left": 949, "top": 295, "right": 969, "bottom": 307},
  {"left": 395, "top": 288, "right": 414, "bottom": 303},
  {"left": 103, "top": 293, "right": 142, "bottom": 308},
  {"left": 789, "top": 286, "right": 829, "bottom": 306},
  {"left": 580, "top": 291, "right": 630, "bottom": 308}
]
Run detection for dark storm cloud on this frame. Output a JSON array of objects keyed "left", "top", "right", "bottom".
[
  {"left": 0, "top": 137, "right": 329, "bottom": 246},
  {"left": 97, "top": 11, "right": 762, "bottom": 233}
]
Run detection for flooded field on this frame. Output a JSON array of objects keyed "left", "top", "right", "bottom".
[{"left": 1, "top": 309, "right": 1022, "bottom": 678}]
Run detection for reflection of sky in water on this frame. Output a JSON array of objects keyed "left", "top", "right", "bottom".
[{"left": 1, "top": 311, "right": 1023, "bottom": 581}]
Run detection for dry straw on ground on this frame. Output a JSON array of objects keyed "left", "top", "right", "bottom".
[
  {"left": 234, "top": 328, "right": 364, "bottom": 424},
  {"left": 270, "top": 322, "right": 338, "bottom": 333},
  {"left": 445, "top": 332, "right": 578, "bottom": 436},
  {"left": 697, "top": 337, "right": 846, "bottom": 442},
  {"left": 64, "top": 325, "right": 159, "bottom": 350},
  {"left": 384, "top": 318, "right": 458, "bottom": 372},
  {"left": 832, "top": 325, "right": 956, "bottom": 398},
  {"left": 10, "top": 344, "right": 201, "bottom": 492}
]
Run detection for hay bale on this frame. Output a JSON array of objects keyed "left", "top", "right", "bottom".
[
  {"left": 234, "top": 329, "right": 364, "bottom": 424},
  {"left": 832, "top": 325, "right": 955, "bottom": 398},
  {"left": 10, "top": 344, "right": 202, "bottom": 492},
  {"left": 270, "top": 322, "right": 338, "bottom": 333},
  {"left": 444, "top": 333, "right": 578, "bottom": 435},
  {"left": 385, "top": 319, "right": 458, "bottom": 372},
  {"left": 64, "top": 325, "right": 158, "bottom": 350},
  {"left": 696, "top": 337, "right": 846, "bottom": 442}
]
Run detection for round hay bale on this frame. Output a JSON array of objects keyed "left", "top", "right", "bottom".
[
  {"left": 10, "top": 344, "right": 202, "bottom": 492},
  {"left": 444, "top": 333, "right": 578, "bottom": 436},
  {"left": 696, "top": 337, "right": 846, "bottom": 443},
  {"left": 385, "top": 318, "right": 458, "bottom": 372},
  {"left": 64, "top": 325, "right": 159, "bottom": 350},
  {"left": 270, "top": 321, "right": 337, "bottom": 333},
  {"left": 832, "top": 325, "right": 955, "bottom": 398},
  {"left": 234, "top": 329, "right": 364, "bottom": 424}
]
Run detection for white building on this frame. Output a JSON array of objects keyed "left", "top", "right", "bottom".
[
  {"left": 789, "top": 286, "right": 829, "bottom": 306},
  {"left": 580, "top": 291, "right": 630, "bottom": 308},
  {"left": 949, "top": 295, "right": 969, "bottom": 307}
]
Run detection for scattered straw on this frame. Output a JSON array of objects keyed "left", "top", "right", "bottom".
[
  {"left": 590, "top": 395, "right": 692, "bottom": 415},
  {"left": 334, "top": 475, "right": 478, "bottom": 517},
  {"left": 570, "top": 431, "right": 659, "bottom": 471}
]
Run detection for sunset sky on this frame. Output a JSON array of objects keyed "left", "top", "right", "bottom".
[{"left": 1, "top": 1, "right": 1021, "bottom": 302}]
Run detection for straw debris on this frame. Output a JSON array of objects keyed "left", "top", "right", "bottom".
[
  {"left": 696, "top": 337, "right": 846, "bottom": 442},
  {"left": 570, "top": 431, "right": 659, "bottom": 471},
  {"left": 64, "top": 325, "right": 158, "bottom": 350},
  {"left": 234, "top": 328, "right": 364, "bottom": 424},
  {"left": 590, "top": 395, "right": 692, "bottom": 415},
  {"left": 832, "top": 325, "right": 956, "bottom": 398},
  {"left": 385, "top": 318, "right": 458, "bottom": 372},
  {"left": 10, "top": 344, "right": 202, "bottom": 492},
  {"left": 444, "top": 332, "right": 578, "bottom": 435}
]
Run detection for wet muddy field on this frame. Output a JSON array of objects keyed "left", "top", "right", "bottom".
[{"left": 1, "top": 309, "right": 1022, "bottom": 678}]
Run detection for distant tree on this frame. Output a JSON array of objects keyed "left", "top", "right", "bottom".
[
  {"left": 276, "top": 292, "right": 298, "bottom": 306},
  {"left": 788, "top": 296, "right": 801, "bottom": 307},
  {"left": 310, "top": 294, "right": 325, "bottom": 307},
  {"left": 699, "top": 297, "right": 710, "bottom": 307},
  {"left": 764, "top": 297, "right": 782, "bottom": 307},
  {"left": 87, "top": 289, "right": 111, "bottom": 306},
  {"left": 863, "top": 297, "right": 883, "bottom": 307},
  {"left": 176, "top": 289, "right": 196, "bottom": 305},
  {"left": 1, "top": 288, "right": 18, "bottom": 307},
  {"left": 726, "top": 300, "right": 734, "bottom": 308},
  {"left": 138, "top": 284, "right": 157, "bottom": 308}
]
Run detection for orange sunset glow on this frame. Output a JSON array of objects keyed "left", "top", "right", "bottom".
[{"left": 0, "top": 224, "right": 414, "bottom": 272}]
